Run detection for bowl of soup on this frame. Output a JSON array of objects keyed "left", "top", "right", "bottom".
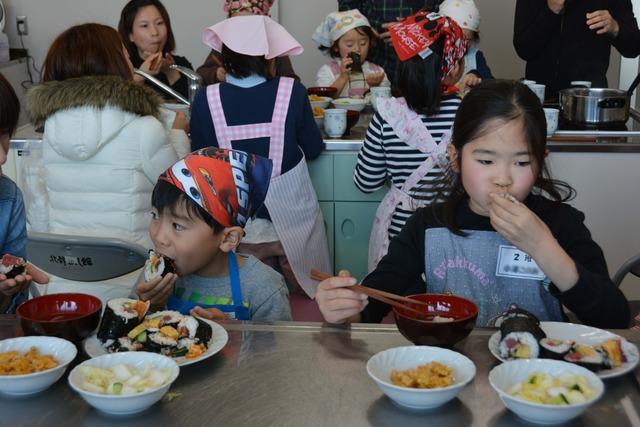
[
  {"left": 393, "top": 294, "right": 478, "bottom": 347},
  {"left": 17, "top": 293, "right": 102, "bottom": 343}
]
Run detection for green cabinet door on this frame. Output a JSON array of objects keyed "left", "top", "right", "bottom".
[
  {"left": 334, "top": 201, "right": 378, "bottom": 281},
  {"left": 318, "top": 201, "right": 334, "bottom": 273}
]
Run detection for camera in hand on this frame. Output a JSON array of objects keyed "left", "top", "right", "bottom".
[{"left": 348, "top": 52, "right": 362, "bottom": 72}]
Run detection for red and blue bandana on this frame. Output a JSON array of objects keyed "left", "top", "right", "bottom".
[
  {"left": 160, "top": 148, "right": 272, "bottom": 227},
  {"left": 389, "top": 12, "right": 468, "bottom": 81}
]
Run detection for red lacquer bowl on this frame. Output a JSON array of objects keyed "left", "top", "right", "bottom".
[
  {"left": 307, "top": 86, "right": 338, "bottom": 98},
  {"left": 17, "top": 293, "right": 102, "bottom": 343},
  {"left": 393, "top": 293, "right": 478, "bottom": 348}
]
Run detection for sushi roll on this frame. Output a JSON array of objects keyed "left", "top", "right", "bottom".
[
  {"left": 97, "top": 298, "right": 150, "bottom": 342},
  {"left": 146, "top": 310, "right": 183, "bottom": 328},
  {"left": 0, "top": 254, "right": 27, "bottom": 279},
  {"left": 195, "top": 318, "right": 212, "bottom": 347},
  {"left": 564, "top": 344, "right": 604, "bottom": 371},
  {"left": 598, "top": 339, "right": 627, "bottom": 368},
  {"left": 491, "top": 304, "right": 540, "bottom": 328},
  {"left": 540, "top": 338, "right": 574, "bottom": 360},
  {"left": 146, "top": 327, "right": 179, "bottom": 355},
  {"left": 499, "top": 316, "right": 546, "bottom": 360},
  {"left": 144, "top": 250, "right": 176, "bottom": 281}
]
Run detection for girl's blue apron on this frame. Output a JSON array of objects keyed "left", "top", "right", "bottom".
[{"left": 167, "top": 253, "right": 250, "bottom": 320}]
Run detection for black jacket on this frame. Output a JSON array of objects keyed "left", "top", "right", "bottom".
[
  {"left": 360, "top": 196, "right": 630, "bottom": 329},
  {"left": 513, "top": 0, "right": 640, "bottom": 98}
]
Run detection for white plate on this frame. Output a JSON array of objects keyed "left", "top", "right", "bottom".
[
  {"left": 83, "top": 317, "right": 228, "bottom": 367},
  {"left": 488, "top": 321, "right": 639, "bottom": 379}
]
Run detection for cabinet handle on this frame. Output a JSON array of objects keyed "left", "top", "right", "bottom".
[{"left": 340, "top": 219, "right": 355, "bottom": 238}]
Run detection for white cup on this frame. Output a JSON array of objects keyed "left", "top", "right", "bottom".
[
  {"left": 529, "top": 83, "right": 546, "bottom": 104},
  {"left": 370, "top": 86, "right": 392, "bottom": 111},
  {"left": 570, "top": 80, "right": 592, "bottom": 88},
  {"left": 324, "top": 108, "right": 347, "bottom": 138},
  {"left": 544, "top": 108, "right": 559, "bottom": 136}
]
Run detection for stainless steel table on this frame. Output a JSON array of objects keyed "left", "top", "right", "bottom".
[{"left": 1, "top": 319, "right": 639, "bottom": 427}]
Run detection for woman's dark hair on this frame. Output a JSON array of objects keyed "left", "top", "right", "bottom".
[
  {"left": 42, "top": 23, "right": 133, "bottom": 82},
  {"left": 0, "top": 73, "right": 20, "bottom": 136},
  {"left": 436, "top": 79, "right": 575, "bottom": 235},
  {"left": 392, "top": 37, "right": 445, "bottom": 115},
  {"left": 152, "top": 180, "right": 224, "bottom": 233},
  {"left": 320, "top": 26, "right": 378, "bottom": 62},
  {"left": 220, "top": 45, "right": 271, "bottom": 79},
  {"left": 119, "top": 0, "right": 176, "bottom": 59}
]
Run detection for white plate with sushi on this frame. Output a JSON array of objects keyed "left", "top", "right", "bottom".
[
  {"left": 488, "top": 321, "right": 639, "bottom": 379},
  {"left": 83, "top": 317, "right": 228, "bottom": 367}
]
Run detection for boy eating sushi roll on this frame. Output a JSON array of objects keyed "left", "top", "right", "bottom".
[
  {"left": 0, "top": 72, "right": 48, "bottom": 313},
  {"left": 134, "top": 148, "right": 291, "bottom": 321}
]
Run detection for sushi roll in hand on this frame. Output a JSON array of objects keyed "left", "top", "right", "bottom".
[
  {"left": 0, "top": 254, "right": 28, "bottom": 279},
  {"left": 144, "top": 250, "right": 176, "bottom": 281}
]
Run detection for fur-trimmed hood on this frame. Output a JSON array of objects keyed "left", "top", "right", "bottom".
[
  {"left": 27, "top": 75, "right": 162, "bottom": 125},
  {"left": 26, "top": 76, "right": 164, "bottom": 161}
]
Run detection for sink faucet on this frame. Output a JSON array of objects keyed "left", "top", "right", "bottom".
[
  {"left": 169, "top": 64, "right": 202, "bottom": 104},
  {"left": 133, "top": 69, "right": 191, "bottom": 106}
]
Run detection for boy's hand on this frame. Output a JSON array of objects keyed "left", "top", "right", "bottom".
[
  {"left": 190, "top": 306, "right": 228, "bottom": 320},
  {"left": 462, "top": 73, "right": 482, "bottom": 89},
  {"left": 136, "top": 273, "right": 177, "bottom": 307},
  {"left": 366, "top": 71, "right": 385, "bottom": 87},
  {"left": 0, "top": 264, "right": 49, "bottom": 297}
]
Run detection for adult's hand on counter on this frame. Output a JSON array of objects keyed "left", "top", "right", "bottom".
[
  {"left": 586, "top": 10, "right": 619, "bottom": 36},
  {"left": 547, "top": 0, "right": 565, "bottom": 14}
]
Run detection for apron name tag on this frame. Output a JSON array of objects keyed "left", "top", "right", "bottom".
[{"left": 495, "top": 245, "right": 545, "bottom": 280}]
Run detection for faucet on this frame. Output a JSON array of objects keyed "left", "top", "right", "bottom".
[
  {"left": 133, "top": 69, "right": 191, "bottom": 106},
  {"left": 169, "top": 64, "right": 202, "bottom": 104}
]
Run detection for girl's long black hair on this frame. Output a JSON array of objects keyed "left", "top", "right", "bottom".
[{"left": 434, "top": 79, "right": 575, "bottom": 235}]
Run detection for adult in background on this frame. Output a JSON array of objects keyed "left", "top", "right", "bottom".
[
  {"left": 514, "top": 0, "right": 640, "bottom": 99},
  {"left": 196, "top": 0, "right": 298, "bottom": 85},
  {"left": 338, "top": 0, "right": 444, "bottom": 83},
  {"left": 119, "top": 0, "right": 194, "bottom": 100}
]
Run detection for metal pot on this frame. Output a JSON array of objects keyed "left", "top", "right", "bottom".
[
  {"left": 558, "top": 73, "right": 640, "bottom": 126},
  {"left": 559, "top": 88, "right": 630, "bottom": 125}
]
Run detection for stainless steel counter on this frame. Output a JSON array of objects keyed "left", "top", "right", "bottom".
[{"left": 1, "top": 318, "right": 639, "bottom": 427}]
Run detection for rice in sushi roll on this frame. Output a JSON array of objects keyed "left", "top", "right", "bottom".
[
  {"left": 564, "top": 344, "right": 604, "bottom": 371},
  {"left": 499, "top": 316, "right": 546, "bottom": 360},
  {"left": 540, "top": 338, "right": 574, "bottom": 360},
  {"left": 97, "top": 298, "right": 150, "bottom": 342},
  {"left": 0, "top": 254, "right": 27, "bottom": 279},
  {"left": 144, "top": 250, "right": 176, "bottom": 281},
  {"left": 597, "top": 339, "right": 627, "bottom": 368}
]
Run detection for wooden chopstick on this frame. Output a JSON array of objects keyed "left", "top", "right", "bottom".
[{"left": 309, "top": 269, "right": 428, "bottom": 317}]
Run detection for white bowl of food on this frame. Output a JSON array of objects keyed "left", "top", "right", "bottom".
[
  {"left": 0, "top": 336, "right": 77, "bottom": 396},
  {"left": 366, "top": 346, "right": 476, "bottom": 410},
  {"left": 489, "top": 359, "right": 604, "bottom": 425},
  {"left": 68, "top": 351, "right": 179, "bottom": 415},
  {"left": 308, "top": 95, "right": 332, "bottom": 109},
  {"left": 332, "top": 97, "right": 367, "bottom": 112}
]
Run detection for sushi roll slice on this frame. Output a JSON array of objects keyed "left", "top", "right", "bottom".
[
  {"left": 0, "top": 254, "right": 27, "bottom": 279},
  {"left": 540, "top": 338, "right": 574, "bottom": 360},
  {"left": 97, "top": 298, "right": 150, "bottom": 342},
  {"left": 564, "top": 344, "right": 604, "bottom": 371},
  {"left": 598, "top": 339, "right": 627, "bottom": 368},
  {"left": 147, "top": 328, "right": 179, "bottom": 355},
  {"left": 490, "top": 304, "right": 540, "bottom": 328},
  {"left": 177, "top": 316, "right": 199, "bottom": 339},
  {"left": 195, "top": 318, "right": 212, "bottom": 347},
  {"left": 144, "top": 250, "right": 176, "bottom": 281},
  {"left": 146, "top": 310, "right": 183, "bottom": 328},
  {"left": 499, "top": 316, "right": 546, "bottom": 360}
]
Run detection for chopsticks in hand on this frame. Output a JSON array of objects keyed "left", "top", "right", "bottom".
[{"left": 309, "top": 269, "right": 427, "bottom": 318}]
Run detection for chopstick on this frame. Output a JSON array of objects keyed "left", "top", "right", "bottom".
[{"left": 309, "top": 269, "right": 428, "bottom": 317}]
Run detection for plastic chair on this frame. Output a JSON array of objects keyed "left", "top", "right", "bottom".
[
  {"left": 27, "top": 232, "right": 148, "bottom": 281},
  {"left": 612, "top": 253, "right": 640, "bottom": 328}
]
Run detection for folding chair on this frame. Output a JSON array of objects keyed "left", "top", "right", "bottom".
[
  {"left": 612, "top": 253, "right": 640, "bottom": 328},
  {"left": 26, "top": 232, "right": 148, "bottom": 300}
]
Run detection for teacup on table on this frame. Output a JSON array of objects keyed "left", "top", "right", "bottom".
[
  {"left": 370, "top": 86, "right": 391, "bottom": 111},
  {"left": 543, "top": 108, "right": 559, "bottom": 136},
  {"left": 324, "top": 108, "right": 347, "bottom": 138},
  {"left": 530, "top": 83, "right": 546, "bottom": 104}
]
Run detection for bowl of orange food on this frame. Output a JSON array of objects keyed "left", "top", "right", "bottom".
[
  {"left": 309, "top": 95, "right": 332, "bottom": 109},
  {"left": 0, "top": 336, "right": 77, "bottom": 396},
  {"left": 367, "top": 346, "right": 476, "bottom": 410}
]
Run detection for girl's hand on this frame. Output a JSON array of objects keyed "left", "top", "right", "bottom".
[
  {"left": 366, "top": 71, "right": 385, "bottom": 87},
  {"left": 136, "top": 273, "right": 177, "bottom": 308},
  {"left": 315, "top": 270, "right": 368, "bottom": 324},
  {"left": 462, "top": 73, "right": 482, "bottom": 89},
  {"left": 139, "top": 52, "right": 163, "bottom": 75},
  {"left": 160, "top": 53, "right": 176, "bottom": 73},
  {"left": 586, "top": 10, "right": 620, "bottom": 36},
  {"left": 488, "top": 193, "right": 554, "bottom": 258},
  {"left": 0, "top": 264, "right": 49, "bottom": 297},
  {"left": 190, "top": 306, "right": 227, "bottom": 320},
  {"left": 340, "top": 56, "right": 354, "bottom": 76}
]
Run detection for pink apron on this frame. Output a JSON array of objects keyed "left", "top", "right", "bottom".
[
  {"left": 367, "top": 97, "right": 450, "bottom": 272},
  {"left": 206, "top": 78, "right": 331, "bottom": 297}
]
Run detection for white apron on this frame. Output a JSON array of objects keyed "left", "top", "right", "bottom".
[
  {"left": 367, "top": 97, "right": 450, "bottom": 272},
  {"left": 206, "top": 77, "right": 331, "bottom": 297}
]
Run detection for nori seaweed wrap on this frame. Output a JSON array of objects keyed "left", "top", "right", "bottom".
[
  {"left": 97, "top": 298, "right": 150, "bottom": 341},
  {"left": 195, "top": 318, "right": 212, "bottom": 347}
]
